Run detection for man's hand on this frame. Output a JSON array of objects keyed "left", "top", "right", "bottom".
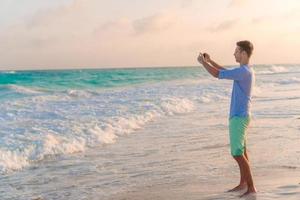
[
  {"left": 201, "top": 52, "right": 226, "bottom": 70},
  {"left": 197, "top": 53, "right": 205, "bottom": 65},
  {"left": 197, "top": 52, "right": 220, "bottom": 78},
  {"left": 198, "top": 52, "right": 211, "bottom": 65},
  {"left": 203, "top": 53, "right": 211, "bottom": 63}
]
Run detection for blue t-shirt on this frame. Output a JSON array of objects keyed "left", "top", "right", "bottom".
[{"left": 218, "top": 65, "right": 254, "bottom": 119}]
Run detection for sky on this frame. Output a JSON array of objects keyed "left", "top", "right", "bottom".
[{"left": 0, "top": 0, "right": 300, "bottom": 69}]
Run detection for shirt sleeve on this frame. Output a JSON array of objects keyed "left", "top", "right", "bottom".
[{"left": 218, "top": 67, "right": 246, "bottom": 81}]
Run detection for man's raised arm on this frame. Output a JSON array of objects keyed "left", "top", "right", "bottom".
[
  {"left": 203, "top": 53, "right": 226, "bottom": 70},
  {"left": 197, "top": 53, "right": 220, "bottom": 78}
]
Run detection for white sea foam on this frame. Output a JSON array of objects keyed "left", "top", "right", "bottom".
[
  {"left": 67, "top": 89, "right": 93, "bottom": 98},
  {"left": 258, "top": 65, "right": 289, "bottom": 74},
  {"left": 270, "top": 65, "right": 289, "bottom": 73},
  {"left": 194, "top": 93, "right": 227, "bottom": 103},
  {"left": 1, "top": 70, "right": 16, "bottom": 74},
  {"left": 88, "top": 124, "right": 118, "bottom": 144},
  {"left": 0, "top": 96, "right": 197, "bottom": 173},
  {"left": 0, "top": 149, "right": 29, "bottom": 173},
  {"left": 40, "top": 134, "right": 86, "bottom": 156},
  {"left": 8, "top": 85, "right": 42, "bottom": 94},
  {"left": 160, "top": 98, "right": 195, "bottom": 115},
  {"left": 276, "top": 77, "right": 300, "bottom": 85}
]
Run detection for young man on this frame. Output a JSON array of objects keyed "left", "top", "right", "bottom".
[{"left": 197, "top": 40, "right": 257, "bottom": 197}]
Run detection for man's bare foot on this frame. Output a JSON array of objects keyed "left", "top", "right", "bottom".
[
  {"left": 239, "top": 187, "right": 257, "bottom": 197},
  {"left": 227, "top": 183, "right": 247, "bottom": 192}
]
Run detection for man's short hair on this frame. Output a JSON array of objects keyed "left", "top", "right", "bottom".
[{"left": 236, "top": 40, "right": 254, "bottom": 57}]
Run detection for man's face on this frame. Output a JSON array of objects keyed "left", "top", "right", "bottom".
[{"left": 234, "top": 46, "right": 242, "bottom": 63}]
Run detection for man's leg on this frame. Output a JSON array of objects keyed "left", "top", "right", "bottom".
[
  {"left": 228, "top": 117, "right": 254, "bottom": 194},
  {"left": 228, "top": 156, "right": 247, "bottom": 192},
  {"left": 234, "top": 155, "right": 257, "bottom": 196}
]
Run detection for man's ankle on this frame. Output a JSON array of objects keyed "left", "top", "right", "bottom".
[{"left": 239, "top": 181, "right": 247, "bottom": 185}]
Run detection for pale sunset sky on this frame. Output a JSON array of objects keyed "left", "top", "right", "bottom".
[{"left": 0, "top": 0, "right": 300, "bottom": 69}]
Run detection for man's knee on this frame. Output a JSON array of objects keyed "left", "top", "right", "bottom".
[{"left": 233, "top": 155, "right": 243, "bottom": 161}]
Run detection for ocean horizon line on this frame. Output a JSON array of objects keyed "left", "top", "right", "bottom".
[{"left": 0, "top": 63, "right": 299, "bottom": 72}]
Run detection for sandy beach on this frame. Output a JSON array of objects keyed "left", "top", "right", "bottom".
[{"left": 104, "top": 112, "right": 300, "bottom": 200}]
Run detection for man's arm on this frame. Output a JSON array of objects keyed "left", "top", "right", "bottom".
[
  {"left": 203, "top": 53, "right": 226, "bottom": 70},
  {"left": 202, "top": 61, "right": 220, "bottom": 78},
  {"left": 208, "top": 59, "right": 226, "bottom": 70},
  {"left": 197, "top": 53, "right": 220, "bottom": 78}
]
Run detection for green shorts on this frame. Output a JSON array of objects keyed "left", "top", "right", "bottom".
[{"left": 229, "top": 116, "right": 250, "bottom": 156}]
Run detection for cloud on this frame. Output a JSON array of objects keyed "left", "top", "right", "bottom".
[
  {"left": 132, "top": 13, "right": 177, "bottom": 35},
  {"left": 208, "top": 19, "right": 238, "bottom": 32},
  {"left": 0, "top": 0, "right": 184, "bottom": 69},
  {"left": 94, "top": 13, "right": 177, "bottom": 37},
  {"left": 0, "top": 0, "right": 299, "bottom": 69},
  {"left": 0, "top": 0, "right": 247, "bottom": 69},
  {"left": 94, "top": 18, "right": 132, "bottom": 37}
]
